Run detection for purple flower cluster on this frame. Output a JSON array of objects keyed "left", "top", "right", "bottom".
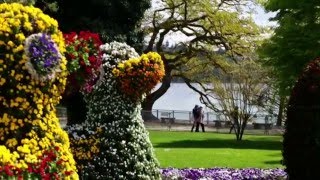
[
  {"left": 161, "top": 168, "right": 287, "bottom": 180},
  {"left": 26, "top": 33, "right": 61, "bottom": 76}
]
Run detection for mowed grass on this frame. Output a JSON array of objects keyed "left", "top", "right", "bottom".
[{"left": 148, "top": 130, "right": 284, "bottom": 169}]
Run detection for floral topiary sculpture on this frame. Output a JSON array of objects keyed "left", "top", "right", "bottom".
[
  {"left": 283, "top": 57, "right": 320, "bottom": 179},
  {"left": 67, "top": 41, "right": 164, "bottom": 179},
  {"left": 62, "top": 31, "right": 103, "bottom": 125},
  {"left": 0, "top": 3, "right": 78, "bottom": 179}
]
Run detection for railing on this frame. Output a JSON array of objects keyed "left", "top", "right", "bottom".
[
  {"left": 142, "top": 109, "right": 225, "bottom": 125},
  {"left": 142, "top": 109, "right": 278, "bottom": 126},
  {"left": 55, "top": 107, "right": 276, "bottom": 128}
]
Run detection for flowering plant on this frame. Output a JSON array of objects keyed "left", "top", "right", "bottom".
[
  {"left": 63, "top": 31, "right": 103, "bottom": 94},
  {"left": 24, "top": 33, "right": 62, "bottom": 82},
  {"left": 112, "top": 52, "right": 165, "bottom": 100}
]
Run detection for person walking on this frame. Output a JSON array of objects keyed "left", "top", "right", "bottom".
[
  {"left": 195, "top": 106, "right": 205, "bottom": 132},
  {"left": 191, "top": 105, "right": 199, "bottom": 132}
]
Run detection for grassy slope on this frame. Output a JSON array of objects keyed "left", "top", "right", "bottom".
[{"left": 148, "top": 130, "right": 284, "bottom": 169}]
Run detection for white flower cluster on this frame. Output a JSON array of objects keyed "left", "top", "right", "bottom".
[
  {"left": 100, "top": 41, "right": 139, "bottom": 71},
  {"left": 67, "top": 41, "right": 161, "bottom": 179},
  {"left": 66, "top": 121, "right": 107, "bottom": 140}
]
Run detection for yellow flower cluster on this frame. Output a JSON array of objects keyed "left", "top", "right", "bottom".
[
  {"left": 0, "top": 146, "right": 20, "bottom": 165},
  {"left": 112, "top": 52, "right": 165, "bottom": 100},
  {"left": 0, "top": 3, "right": 77, "bottom": 178}
]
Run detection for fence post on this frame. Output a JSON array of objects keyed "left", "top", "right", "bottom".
[
  {"left": 156, "top": 110, "right": 159, "bottom": 119},
  {"left": 172, "top": 110, "right": 175, "bottom": 118}
]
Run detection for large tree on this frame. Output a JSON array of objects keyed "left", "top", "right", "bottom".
[
  {"left": 259, "top": 0, "right": 320, "bottom": 95},
  {"left": 35, "top": 0, "right": 150, "bottom": 49},
  {"left": 141, "top": 0, "right": 261, "bottom": 120}
]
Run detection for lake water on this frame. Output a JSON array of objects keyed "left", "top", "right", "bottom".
[
  {"left": 153, "top": 83, "right": 206, "bottom": 111},
  {"left": 151, "top": 83, "right": 276, "bottom": 124}
]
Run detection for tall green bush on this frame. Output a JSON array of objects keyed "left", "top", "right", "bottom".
[{"left": 283, "top": 57, "right": 320, "bottom": 179}]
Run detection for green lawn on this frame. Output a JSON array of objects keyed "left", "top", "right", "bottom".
[{"left": 148, "top": 130, "right": 284, "bottom": 169}]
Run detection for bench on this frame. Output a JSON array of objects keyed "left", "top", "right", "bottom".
[
  {"left": 253, "top": 123, "right": 273, "bottom": 129},
  {"left": 160, "top": 112, "right": 175, "bottom": 131},
  {"left": 253, "top": 123, "right": 273, "bottom": 135},
  {"left": 213, "top": 120, "right": 223, "bottom": 128}
]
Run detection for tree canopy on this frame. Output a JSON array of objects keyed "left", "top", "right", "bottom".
[
  {"left": 35, "top": 0, "right": 151, "bottom": 49},
  {"left": 259, "top": 0, "right": 320, "bottom": 95}
]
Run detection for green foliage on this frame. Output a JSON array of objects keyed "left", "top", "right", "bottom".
[
  {"left": 283, "top": 57, "right": 320, "bottom": 179},
  {"left": 259, "top": 0, "right": 320, "bottom": 95},
  {"left": 149, "top": 130, "right": 283, "bottom": 168},
  {"left": 0, "top": 0, "right": 35, "bottom": 5},
  {"left": 1, "top": 0, "right": 58, "bottom": 12}
]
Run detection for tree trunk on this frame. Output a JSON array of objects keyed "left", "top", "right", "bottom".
[
  {"left": 239, "top": 119, "right": 248, "bottom": 141},
  {"left": 142, "top": 67, "right": 172, "bottom": 121},
  {"left": 234, "top": 119, "right": 241, "bottom": 141},
  {"left": 276, "top": 96, "right": 286, "bottom": 126}
]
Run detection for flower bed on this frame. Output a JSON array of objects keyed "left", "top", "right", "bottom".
[{"left": 161, "top": 168, "right": 287, "bottom": 180}]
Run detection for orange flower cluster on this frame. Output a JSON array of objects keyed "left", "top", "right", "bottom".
[{"left": 112, "top": 52, "right": 165, "bottom": 100}]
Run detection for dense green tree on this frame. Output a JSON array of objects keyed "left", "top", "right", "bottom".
[
  {"left": 259, "top": 0, "right": 320, "bottom": 95},
  {"left": 36, "top": 0, "right": 150, "bottom": 49},
  {"left": 141, "top": 0, "right": 261, "bottom": 120}
]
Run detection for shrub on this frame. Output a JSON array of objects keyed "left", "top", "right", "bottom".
[
  {"left": 283, "top": 57, "right": 320, "bottom": 179},
  {"left": 0, "top": 3, "right": 78, "bottom": 179}
]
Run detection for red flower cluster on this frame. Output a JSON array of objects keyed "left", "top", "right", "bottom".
[
  {"left": 63, "top": 31, "right": 103, "bottom": 94},
  {"left": 0, "top": 147, "right": 73, "bottom": 179},
  {"left": 0, "top": 164, "right": 22, "bottom": 179}
]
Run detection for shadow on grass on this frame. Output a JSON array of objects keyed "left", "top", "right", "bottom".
[
  {"left": 154, "top": 139, "right": 282, "bottom": 150},
  {"left": 264, "top": 160, "right": 283, "bottom": 165}
]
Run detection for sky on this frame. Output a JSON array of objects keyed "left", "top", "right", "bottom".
[{"left": 252, "top": 5, "right": 277, "bottom": 26}]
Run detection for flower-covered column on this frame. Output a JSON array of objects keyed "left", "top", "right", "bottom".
[
  {"left": 67, "top": 42, "right": 164, "bottom": 179},
  {"left": 62, "top": 31, "right": 103, "bottom": 125},
  {"left": 0, "top": 3, "right": 78, "bottom": 179}
]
